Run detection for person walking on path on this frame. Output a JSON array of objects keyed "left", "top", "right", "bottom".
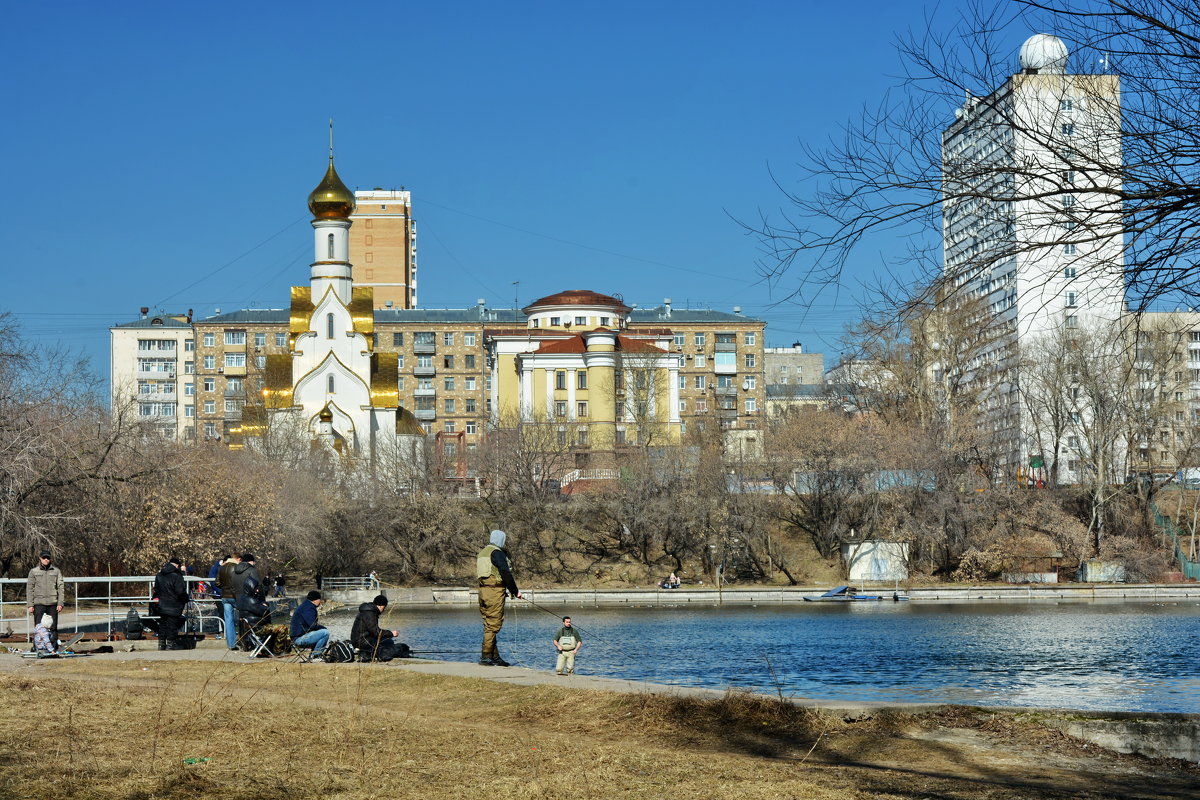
[
  {"left": 476, "top": 529, "right": 522, "bottom": 667},
  {"left": 152, "top": 557, "right": 190, "bottom": 650},
  {"left": 216, "top": 554, "right": 240, "bottom": 649},
  {"left": 26, "top": 550, "right": 64, "bottom": 639},
  {"left": 290, "top": 590, "right": 330, "bottom": 657},
  {"left": 552, "top": 616, "right": 582, "bottom": 675}
]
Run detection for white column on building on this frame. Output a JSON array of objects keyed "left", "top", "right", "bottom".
[
  {"left": 668, "top": 356, "right": 681, "bottom": 423},
  {"left": 567, "top": 369, "right": 577, "bottom": 419},
  {"left": 519, "top": 360, "right": 533, "bottom": 422}
]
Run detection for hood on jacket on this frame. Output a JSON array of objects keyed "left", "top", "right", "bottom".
[
  {"left": 490, "top": 529, "right": 506, "bottom": 548},
  {"left": 357, "top": 602, "right": 379, "bottom": 614},
  {"left": 234, "top": 562, "right": 255, "bottom": 575},
  {"left": 158, "top": 561, "right": 180, "bottom": 575}
]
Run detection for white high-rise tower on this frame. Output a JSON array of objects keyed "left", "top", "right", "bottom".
[{"left": 941, "top": 33, "right": 1125, "bottom": 475}]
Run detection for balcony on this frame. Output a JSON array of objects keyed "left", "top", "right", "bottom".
[
  {"left": 137, "top": 391, "right": 177, "bottom": 403},
  {"left": 413, "top": 342, "right": 436, "bottom": 355},
  {"left": 413, "top": 387, "right": 436, "bottom": 397},
  {"left": 717, "top": 408, "right": 738, "bottom": 418},
  {"left": 414, "top": 409, "right": 437, "bottom": 421},
  {"left": 714, "top": 362, "right": 737, "bottom": 375},
  {"left": 714, "top": 386, "right": 737, "bottom": 396},
  {"left": 714, "top": 342, "right": 738, "bottom": 352},
  {"left": 136, "top": 369, "right": 175, "bottom": 380},
  {"left": 413, "top": 366, "right": 436, "bottom": 377}
]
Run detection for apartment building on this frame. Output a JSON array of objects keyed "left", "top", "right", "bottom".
[
  {"left": 764, "top": 343, "right": 824, "bottom": 387},
  {"left": 109, "top": 311, "right": 195, "bottom": 439},
  {"left": 349, "top": 189, "right": 417, "bottom": 310}
]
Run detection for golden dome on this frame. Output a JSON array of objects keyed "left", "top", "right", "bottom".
[
  {"left": 308, "top": 159, "right": 356, "bottom": 219},
  {"left": 318, "top": 404, "right": 334, "bottom": 423}
]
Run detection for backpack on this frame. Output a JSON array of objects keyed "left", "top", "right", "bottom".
[{"left": 322, "top": 640, "right": 356, "bottom": 663}]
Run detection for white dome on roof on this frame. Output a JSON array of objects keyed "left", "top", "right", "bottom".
[{"left": 1020, "top": 33, "right": 1069, "bottom": 74}]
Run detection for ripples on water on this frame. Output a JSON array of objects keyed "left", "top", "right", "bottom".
[{"left": 323, "top": 601, "right": 1200, "bottom": 712}]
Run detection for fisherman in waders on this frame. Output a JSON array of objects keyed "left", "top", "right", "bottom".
[
  {"left": 476, "top": 530, "right": 522, "bottom": 666},
  {"left": 552, "top": 616, "right": 582, "bottom": 675}
]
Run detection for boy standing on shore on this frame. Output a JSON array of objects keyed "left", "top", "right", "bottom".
[{"left": 552, "top": 616, "right": 582, "bottom": 675}]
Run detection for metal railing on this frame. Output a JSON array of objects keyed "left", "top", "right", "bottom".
[
  {"left": 1152, "top": 502, "right": 1200, "bottom": 581},
  {"left": 0, "top": 576, "right": 226, "bottom": 641},
  {"left": 319, "top": 576, "right": 382, "bottom": 592}
]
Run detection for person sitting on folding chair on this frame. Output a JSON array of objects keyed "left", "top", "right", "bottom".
[
  {"left": 289, "top": 590, "right": 329, "bottom": 659},
  {"left": 351, "top": 595, "right": 403, "bottom": 662},
  {"left": 236, "top": 562, "right": 271, "bottom": 651}
]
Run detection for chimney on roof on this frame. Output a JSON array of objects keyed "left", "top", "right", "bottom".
[
  {"left": 792, "top": 341, "right": 803, "bottom": 351},
  {"left": 733, "top": 306, "right": 742, "bottom": 315},
  {"left": 663, "top": 298, "right": 672, "bottom": 318},
  {"left": 140, "top": 306, "right": 149, "bottom": 319},
  {"left": 478, "top": 299, "right": 486, "bottom": 318},
  {"left": 187, "top": 308, "right": 193, "bottom": 323},
  {"left": 385, "top": 300, "right": 394, "bottom": 308}
]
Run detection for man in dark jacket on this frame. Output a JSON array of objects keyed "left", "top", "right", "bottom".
[
  {"left": 152, "top": 558, "right": 190, "bottom": 650},
  {"left": 350, "top": 595, "right": 401, "bottom": 661},
  {"left": 215, "top": 554, "right": 240, "bottom": 649},
  {"left": 290, "top": 590, "right": 329, "bottom": 657},
  {"left": 233, "top": 554, "right": 269, "bottom": 648}
]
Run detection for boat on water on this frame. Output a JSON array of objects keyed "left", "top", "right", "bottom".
[{"left": 804, "top": 585, "right": 908, "bottom": 602}]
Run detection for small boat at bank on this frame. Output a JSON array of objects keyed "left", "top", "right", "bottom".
[{"left": 804, "top": 586, "right": 908, "bottom": 602}]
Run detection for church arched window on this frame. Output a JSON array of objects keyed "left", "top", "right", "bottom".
[
  {"left": 327, "top": 233, "right": 335, "bottom": 260},
  {"left": 327, "top": 374, "right": 335, "bottom": 394},
  {"left": 326, "top": 313, "right": 335, "bottom": 339}
]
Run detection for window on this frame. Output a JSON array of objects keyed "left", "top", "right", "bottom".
[
  {"left": 227, "top": 377, "right": 243, "bottom": 393},
  {"left": 744, "top": 332, "right": 756, "bottom": 346},
  {"left": 716, "top": 333, "right": 735, "bottom": 344},
  {"left": 397, "top": 376, "right": 405, "bottom": 391},
  {"left": 465, "top": 377, "right": 476, "bottom": 390},
  {"left": 531, "top": 319, "right": 539, "bottom": 328},
  {"left": 184, "top": 405, "right": 194, "bottom": 418},
  {"left": 1063, "top": 243, "right": 1077, "bottom": 255},
  {"left": 1063, "top": 266, "right": 1077, "bottom": 278},
  {"left": 678, "top": 375, "right": 685, "bottom": 389},
  {"left": 276, "top": 332, "right": 287, "bottom": 347},
  {"left": 577, "top": 401, "right": 588, "bottom": 418},
  {"left": 204, "top": 401, "right": 216, "bottom": 414},
  {"left": 615, "top": 428, "right": 626, "bottom": 445},
  {"left": 694, "top": 333, "right": 706, "bottom": 347},
  {"left": 184, "top": 339, "right": 195, "bottom": 352},
  {"left": 1071, "top": 412, "right": 1081, "bottom": 423},
  {"left": 466, "top": 421, "right": 477, "bottom": 434},
  {"left": 679, "top": 400, "right": 686, "bottom": 412},
  {"left": 254, "top": 332, "right": 266, "bottom": 347},
  {"left": 576, "top": 371, "right": 587, "bottom": 390},
  {"left": 575, "top": 316, "right": 587, "bottom": 326},
  {"left": 184, "top": 361, "right": 195, "bottom": 374},
  {"left": 1062, "top": 194, "right": 1076, "bottom": 207},
  {"left": 464, "top": 354, "right": 475, "bottom": 369},
  {"left": 184, "top": 382, "right": 195, "bottom": 396},
  {"left": 557, "top": 428, "right": 567, "bottom": 446},
  {"left": 255, "top": 355, "right": 266, "bottom": 369},
  {"left": 555, "top": 401, "right": 567, "bottom": 417},
  {"left": 417, "top": 355, "right": 433, "bottom": 368},
  {"left": 327, "top": 375, "right": 335, "bottom": 393},
  {"left": 397, "top": 355, "right": 405, "bottom": 369},
  {"left": 673, "top": 333, "right": 685, "bottom": 348},
  {"left": 695, "top": 398, "right": 708, "bottom": 412},
  {"left": 745, "top": 398, "right": 757, "bottom": 413},
  {"left": 694, "top": 354, "right": 706, "bottom": 368},
  {"left": 1062, "top": 170, "right": 1076, "bottom": 186},
  {"left": 204, "top": 422, "right": 217, "bottom": 438},
  {"left": 203, "top": 378, "right": 215, "bottom": 392},
  {"left": 745, "top": 376, "right": 757, "bottom": 389},
  {"left": 715, "top": 352, "right": 736, "bottom": 370},
  {"left": 327, "top": 233, "right": 335, "bottom": 259},
  {"left": 1065, "top": 292, "right": 1078, "bottom": 307},
  {"left": 224, "top": 353, "right": 246, "bottom": 368},
  {"left": 391, "top": 332, "right": 404, "bottom": 347},
  {"left": 443, "top": 332, "right": 454, "bottom": 346},
  {"left": 577, "top": 427, "right": 588, "bottom": 446},
  {"left": 465, "top": 398, "right": 476, "bottom": 413},
  {"left": 744, "top": 353, "right": 756, "bottom": 368},
  {"left": 327, "top": 314, "right": 337, "bottom": 339},
  {"left": 443, "top": 422, "right": 456, "bottom": 433},
  {"left": 600, "top": 317, "right": 610, "bottom": 326},
  {"left": 203, "top": 333, "right": 215, "bottom": 347},
  {"left": 1061, "top": 99, "right": 1073, "bottom": 111},
  {"left": 414, "top": 331, "right": 435, "bottom": 346},
  {"left": 694, "top": 375, "right": 706, "bottom": 389},
  {"left": 443, "top": 355, "right": 455, "bottom": 369},
  {"left": 443, "top": 398, "right": 455, "bottom": 413},
  {"left": 485, "top": 376, "right": 492, "bottom": 391},
  {"left": 224, "top": 399, "right": 243, "bottom": 413},
  {"left": 444, "top": 377, "right": 455, "bottom": 391},
  {"left": 550, "top": 317, "right": 561, "bottom": 326},
  {"left": 464, "top": 332, "right": 476, "bottom": 347},
  {"left": 718, "top": 375, "right": 735, "bottom": 388},
  {"left": 203, "top": 355, "right": 215, "bottom": 370},
  {"left": 555, "top": 370, "right": 566, "bottom": 390},
  {"left": 1061, "top": 123, "right": 1075, "bottom": 136},
  {"left": 224, "top": 331, "right": 245, "bottom": 345}
]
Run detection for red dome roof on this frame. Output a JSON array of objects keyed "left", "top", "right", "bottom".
[{"left": 523, "top": 289, "right": 631, "bottom": 314}]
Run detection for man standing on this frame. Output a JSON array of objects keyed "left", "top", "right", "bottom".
[
  {"left": 290, "top": 590, "right": 329, "bottom": 657},
  {"left": 552, "top": 616, "right": 582, "bottom": 675},
  {"left": 152, "top": 557, "right": 190, "bottom": 650},
  {"left": 26, "top": 550, "right": 64, "bottom": 640},
  {"left": 476, "top": 529, "right": 521, "bottom": 667},
  {"left": 350, "top": 594, "right": 401, "bottom": 661},
  {"left": 216, "top": 554, "right": 240, "bottom": 650}
]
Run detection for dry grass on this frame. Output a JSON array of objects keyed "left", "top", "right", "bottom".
[{"left": 0, "top": 660, "right": 1194, "bottom": 800}]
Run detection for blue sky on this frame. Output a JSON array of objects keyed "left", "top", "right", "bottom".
[{"left": 3, "top": 1, "right": 1038, "bottom": 382}]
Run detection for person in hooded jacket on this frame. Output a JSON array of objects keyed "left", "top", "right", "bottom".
[
  {"left": 476, "top": 529, "right": 523, "bottom": 667},
  {"left": 152, "top": 557, "right": 190, "bottom": 650},
  {"left": 233, "top": 553, "right": 270, "bottom": 647},
  {"left": 350, "top": 594, "right": 400, "bottom": 661}
]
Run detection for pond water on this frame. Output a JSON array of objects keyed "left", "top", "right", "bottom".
[{"left": 321, "top": 600, "right": 1200, "bottom": 713}]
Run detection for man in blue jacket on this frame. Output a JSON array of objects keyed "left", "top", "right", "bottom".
[{"left": 290, "top": 590, "right": 329, "bottom": 657}]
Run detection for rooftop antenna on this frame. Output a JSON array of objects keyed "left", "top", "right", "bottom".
[
  {"left": 1099, "top": 52, "right": 1110, "bottom": 73},
  {"left": 328, "top": 118, "right": 334, "bottom": 161},
  {"left": 512, "top": 281, "right": 519, "bottom": 317}
]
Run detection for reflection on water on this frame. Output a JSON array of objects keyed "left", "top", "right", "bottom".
[{"left": 323, "top": 601, "right": 1200, "bottom": 712}]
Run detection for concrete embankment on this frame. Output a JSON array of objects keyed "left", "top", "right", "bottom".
[{"left": 327, "top": 583, "right": 1200, "bottom": 607}]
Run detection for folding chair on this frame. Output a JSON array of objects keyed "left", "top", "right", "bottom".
[
  {"left": 239, "top": 618, "right": 276, "bottom": 658},
  {"left": 288, "top": 640, "right": 317, "bottom": 663}
]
